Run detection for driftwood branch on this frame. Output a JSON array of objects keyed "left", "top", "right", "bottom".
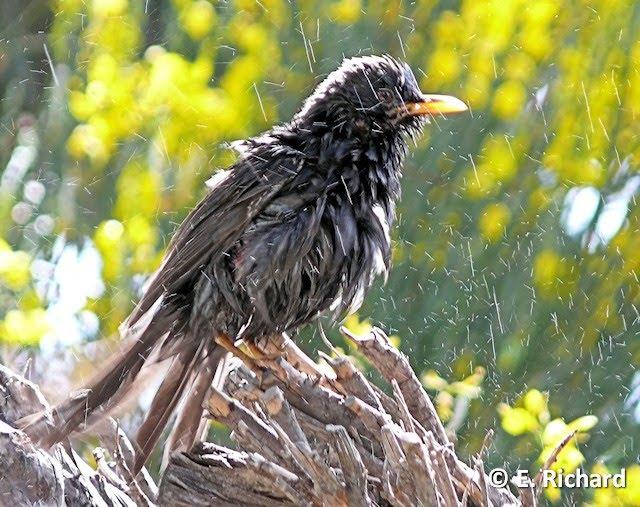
[{"left": 0, "top": 328, "right": 538, "bottom": 506}]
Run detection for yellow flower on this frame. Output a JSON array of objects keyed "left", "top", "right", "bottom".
[
  {"left": 68, "top": 91, "right": 96, "bottom": 121},
  {"left": 234, "top": 24, "right": 268, "bottom": 53},
  {"left": 580, "top": 158, "right": 605, "bottom": 187},
  {"left": 544, "top": 484, "right": 561, "bottom": 503},
  {"left": 95, "top": 219, "right": 125, "bottom": 281},
  {"left": 329, "top": 0, "right": 361, "bottom": 24},
  {"left": 539, "top": 442, "right": 584, "bottom": 472},
  {"left": 520, "top": 27, "right": 552, "bottom": 61},
  {"left": 492, "top": 80, "right": 527, "bottom": 120},
  {"left": 428, "top": 47, "right": 462, "bottom": 87},
  {"left": 542, "top": 418, "right": 571, "bottom": 446},
  {"left": 498, "top": 404, "right": 539, "bottom": 435},
  {"left": 95, "top": 219, "right": 124, "bottom": 247},
  {"left": 589, "top": 463, "right": 640, "bottom": 505},
  {"left": 125, "top": 215, "right": 157, "bottom": 248},
  {"left": 478, "top": 202, "right": 511, "bottom": 243},
  {"left": 435, "top": 391, "right": 454, "bottom": 422},
  {"left": 0, "top": 308, "right": 49, "bottom": 346},
  {"left": 434, "top": 11, "right": 463, "bottom": 44},
  {"left": 464, "top": 73, "right": 491, "bottom": 109},
  {"left": 504, "top": 52, "right": 535, "bottom": 81},
  {"left": 181, "top": 1, "right": 216, "bottom": 40},
  {"left": 91, "top": 0, "right": 127, "bottom": 18},
  {"left": 449, "top": 381, "right": 482, "bottom": 398},
  {"left": 388, "top": 334, "right": 401, "bottom": 348},
  {"left": 523, "top": 1, "right": 558, "bottom": 26},
  {"left": 529, "top": 188, "right": 552, "bottom": 211},
  {"left": 523, "top": 389, "right": 547, "bottom": 418},
  {"left": 66, "top": 123, "right": 109, "bottom": 163},
  {"left": 483, "top": 137, "right": 517, "bottom": 182},
  {"left": 568, "top": 415, "right": 598, "bottom": 433},
  {"left": 115, "top": 163, "right": 162, "bottom": 220},
  {"left": 0, "top": 250, "right": 31, "bottom": 291},
  {"left": 533, "top": 249, "right": 561, "bottom": 288},
  {"left": 618, "top": 465, "right": 640, "bottom": 505},
  {"left": 468, "top": 48, "right": 494, "bottom": 78},
  {"left": 342, "top": 313, "right": 372, "bottom": 336},
  {"left": 422, "top": 370, "right": 449, "bottom": 391}
]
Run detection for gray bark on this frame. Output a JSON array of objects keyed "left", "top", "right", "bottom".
[{"left": 0, "top": 329, "right": 555, "bottom": 506}]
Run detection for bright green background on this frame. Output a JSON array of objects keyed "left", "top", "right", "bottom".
[{"left": 1, "top": 0, "right": 639, "bottom": 504}]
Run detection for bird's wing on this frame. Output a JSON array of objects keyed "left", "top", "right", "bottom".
[{"left": 129, "top": 147, "right": 304, "bottom": 327}]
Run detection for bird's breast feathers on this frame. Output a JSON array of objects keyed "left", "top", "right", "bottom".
[{"left": 226, "top": 156, "right": 396, "bottom": 333}]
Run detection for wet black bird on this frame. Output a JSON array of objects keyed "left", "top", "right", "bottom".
[{"left": 22, "top": 55, "right": 467, "bottom": 472}]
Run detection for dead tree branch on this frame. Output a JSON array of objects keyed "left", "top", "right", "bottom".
[{"left": 1, "top": 329, "right": 533, "bottom": 506}]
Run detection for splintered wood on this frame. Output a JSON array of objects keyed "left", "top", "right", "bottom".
[
  {"left": 161, "top": 328, "right": 524, "bottom": 507},
  {"left": 0, "top": 329, "right": 559, "bottom": 506}
]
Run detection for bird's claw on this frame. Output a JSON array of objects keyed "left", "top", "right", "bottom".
[{"left": 214, "top": 334, "right": 263, "bottom": 375}]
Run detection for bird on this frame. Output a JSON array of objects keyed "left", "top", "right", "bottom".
[{"left": 20, "top": 54, "right": 467, "bottom": 474}]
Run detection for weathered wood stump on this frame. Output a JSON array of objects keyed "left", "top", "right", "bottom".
[{"left": 0, "top": 328, "right": 549, "bottom": 506}]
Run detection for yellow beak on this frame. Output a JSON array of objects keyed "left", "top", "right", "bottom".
[{"left": 405, "top": 94, "right": 468, "bottom": 116}]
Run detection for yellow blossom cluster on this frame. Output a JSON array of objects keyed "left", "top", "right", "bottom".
[
  {"left": 421, "top": 366, "right": 485, "bottom": 423},
  {"left": 0, "top": 239, "right": 48, "bottom": 345},
  {"left": 499, "top": 389, "right": 599, "bottom": 503}
]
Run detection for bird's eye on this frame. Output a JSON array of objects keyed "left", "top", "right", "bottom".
[{"left": 378, "top": 88, "right": 394, "bottom": 103}]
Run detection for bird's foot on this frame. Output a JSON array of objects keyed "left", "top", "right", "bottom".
[
  {"left": 253, "top": 335, "right": 348, "bottom": 396},
  {"left": 246, "top": 340, "right": 281, "bottom": 363},
  {"left": 214, "top": 334, "right": 262, "bottom": 375}
]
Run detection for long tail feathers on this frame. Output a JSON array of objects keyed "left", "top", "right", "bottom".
[
  {"left": 132, "top": 337, "right": 215, "bottom": 475},
  {"left": 19, "top": 299, "right": 225, "bottom": 475},
  {"left": 20, "top": 311, "right": 168, "bottom": 448},
  {"left": 160, "top": 346, "right": 225, "bottom": 471}
]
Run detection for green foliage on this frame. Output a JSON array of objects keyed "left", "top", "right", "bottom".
[{"left": 1, "top": 0, "right": 640, "bottom": 503}]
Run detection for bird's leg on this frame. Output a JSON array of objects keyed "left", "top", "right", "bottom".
[
  {"left": 252, "top": 334, "right": 348, "bottom": 396},
  {"left": 214, "top": 334, "right": 261, "bottom": 374},
  {"left": 246, "top": 339, "right": 281, "bottom": 363}
]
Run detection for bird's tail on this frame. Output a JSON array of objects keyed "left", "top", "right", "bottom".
[{"left": 19, "top": 303, "right": 223, "bottom": 475}]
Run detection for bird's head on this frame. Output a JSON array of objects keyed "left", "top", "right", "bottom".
[{"left": 294, "top": 55, "right": 467, "bottom": 138}]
